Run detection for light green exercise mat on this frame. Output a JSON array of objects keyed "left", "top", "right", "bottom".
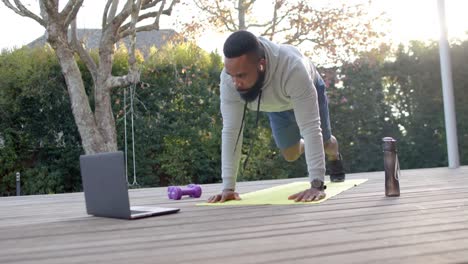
[{"left": 198, "top": 179, "right": 368, "bottom": 206}]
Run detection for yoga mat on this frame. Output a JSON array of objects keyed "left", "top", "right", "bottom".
[{"left": 198, "top": 179, "right": 367, "bottom": 206}]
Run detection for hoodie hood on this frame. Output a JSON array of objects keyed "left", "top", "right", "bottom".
[{"left": 258, "top": 37, "right": 281, "bottom": 90}]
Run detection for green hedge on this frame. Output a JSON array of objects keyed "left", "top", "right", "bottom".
[{"left": 0, "top": 40, "right": 467, "bottom": 195}]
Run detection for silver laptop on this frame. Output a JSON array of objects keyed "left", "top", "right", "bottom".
[{"left": 79, "top": 151, "right": 180, "bottom": 219}]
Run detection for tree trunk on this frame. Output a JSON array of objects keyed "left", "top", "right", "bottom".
[
  {"left": 93, "top": 26, "right": 121, "bottom": 153},
  {"left": 238, "top": 0, "right": 246, "bottom": 30},
  {"left": 55, "top": 45, "right": 109, "bottom": 154},
  {"left": 95, "top": 76, "right": 118, "bottom": 152},
  {"left": 47, "top": 25, "right": 109, "bottom": 154}
]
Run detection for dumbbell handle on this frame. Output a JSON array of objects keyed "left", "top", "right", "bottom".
[{"left": 180, "top": 188, "right": 193, "bottom": 195}]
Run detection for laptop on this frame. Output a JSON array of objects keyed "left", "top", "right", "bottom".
[{"left": 79, "top": 151, "right": 180, "bottom": 219}]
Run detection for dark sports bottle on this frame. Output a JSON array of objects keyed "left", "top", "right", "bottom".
[{"left": 383, "top": 137, "right": 400, "bottom": 197}]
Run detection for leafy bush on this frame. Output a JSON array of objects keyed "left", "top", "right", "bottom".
[{"left": 1, "top": 39, "right": 467, "bottom": 195}]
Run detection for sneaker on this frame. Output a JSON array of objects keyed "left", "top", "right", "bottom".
[{"left": 328, "top": 154, "right": 345, "bottom": 182}]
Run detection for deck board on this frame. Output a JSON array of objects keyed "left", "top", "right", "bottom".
[{"left": 1, "top": 166, "right": 468, "bottom": 264}]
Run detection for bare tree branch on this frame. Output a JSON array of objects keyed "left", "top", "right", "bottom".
[
  {"left": 267, "top": 26, "right": 291, "bottom": 38},
  {"left": 128, "top": 0, "right": 142, "bottom": 73},
  {"left": 194, "top": 0, "right": 385, "bottom": 64},
  {"left": 120, "top": 0, "right": 177, "bottom": 37},
  {"left": 42, "top": 0, "right": 59, "bottom": 14},
  {"left": 162, "top": 0, "right": 177, "bottom": 15},
  {"left": 2, "top": 0, "right": 46, "bottom": 26},
  {"left": 196, "top": 0, "right": 237, "bottom": 31},
  {"left": 141, "top": 0, "right": 163, "bottom": 9},
  {"left": 263, "top": 0, "right": 281, "bottom": 39},
  {"left": 192, "top": 0, "right": 204, "bottom": 10},
  {"left": 152, "top": 0, "right": 166, "bottom": 30},
  {"left": 102, "top": 0, "right": 113, "bottom": 28},
  {"left": 243, "top": 0, "right": 256, "bottom": 10},
  {"left": 121, "top": 8, "right": 172, "bottom": 29},
  {"left": 60, "top": 0, "right": 80, "bottom": 18},
  {"left": 111, "top": 0, "right": 135, "bottom": 29},
  {"left": 194, "top": 1, "right": 233, "bottom": 32},
  {"left": 219, "top": 1, "right": 237, "bottom": 30},
  {"left": 120, "top": 23, "right": 159, "bottom": 39},
  {"left": 237, "top": 0, "right": 246, "bottom": 29},
  {"left": 106, "top": 73, "right": 140, "bottom": 89},
  {"left": 246, "top": 21, "right": 270, "bottom": 29},
  {"left": 107, "top": 0, "right": 120, "bottom": 22},
  {"left": 62, "top": 0, "right": 84, "bottom": 27},
  {"left": 70, "top": 18, "right": 98, "bottom": 82},
  {"left": 38, "top": 0, "right": 49, "bottom": 22}
]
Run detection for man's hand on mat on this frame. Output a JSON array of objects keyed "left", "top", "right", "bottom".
[
  {"left": 207, "top": 189, "right": 241, "bottom": 203},
  {"left": 288, "top": 188, "right": 326, "bottom": 202}
]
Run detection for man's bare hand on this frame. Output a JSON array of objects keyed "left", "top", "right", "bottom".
[
  {"left": 288, "top": 188, "right": 326, "bottom": 202},
  {"left": 207, "top": 189, "right": 241, "bottom": 203}
]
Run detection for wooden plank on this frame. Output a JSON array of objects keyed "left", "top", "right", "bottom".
[
  {"left": 2, "top": 208, "right": 468, "bottom": 258},
  {"left": 364, "top": 249, "right": 468, "bottom": 264},
  {"left": 1, "top": 193, "right": 467, "bottom": 236},
  {"left": 1, "top": 185, "right": 467, "bottom": 233},
  {"left": 2, "top": 204, "right": 466, "bottom": 254},
  {"left": 3, "top": 222, "right": 468, "bottom": 264},
  {"left": 2, "top": 190, "right": 467, "bottom": 236},
  {"left": 0, "top": 166, "right": 467, "bottom": 264}
]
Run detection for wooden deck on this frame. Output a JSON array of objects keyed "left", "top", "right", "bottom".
[{"left": 1, "top": 166, "right": 468, "bottom": 264}]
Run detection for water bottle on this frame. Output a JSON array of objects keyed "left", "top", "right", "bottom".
[{"left": 383, "top": 137, "right": 400, "bottom": 197}]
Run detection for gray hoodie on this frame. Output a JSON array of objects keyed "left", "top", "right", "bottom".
[{"left": 220, "top": 37, "right": 326, "bottom": 190}]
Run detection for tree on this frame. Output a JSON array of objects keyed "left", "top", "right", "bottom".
[
  {"left": 327, "top": 46, "right": 395, "bottom": 173},
  {"left": 0, "top": 43, "right": 225, "bottom": 195},
  {"left": 382, "top": 41, "right": 451, "bottom": 168},
  {"left": 190, "top": 0, "right": 386, "bottom": 65},
  {"left": 1, "top": 0, "right": 179, "bottom": 154}
]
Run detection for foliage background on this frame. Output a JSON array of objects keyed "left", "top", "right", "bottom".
[{"left": 0, "top": 40, "right": 467, "bottom": 195}]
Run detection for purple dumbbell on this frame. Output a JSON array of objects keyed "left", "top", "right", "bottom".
[{"left": 168, "top": 184, "right": 202, "bottom": 200}]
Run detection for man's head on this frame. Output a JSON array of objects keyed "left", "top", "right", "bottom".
[{"left": 223, "top": 30, "right": 266, "bottom": 102}]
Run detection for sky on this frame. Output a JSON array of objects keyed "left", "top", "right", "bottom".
[{"left": 0, "top": 0, "right": 467, "bottom": 52}]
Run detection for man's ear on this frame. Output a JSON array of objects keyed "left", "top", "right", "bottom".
[{"left": 259, "top": 59, "right": 266, "bottom": 72}]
